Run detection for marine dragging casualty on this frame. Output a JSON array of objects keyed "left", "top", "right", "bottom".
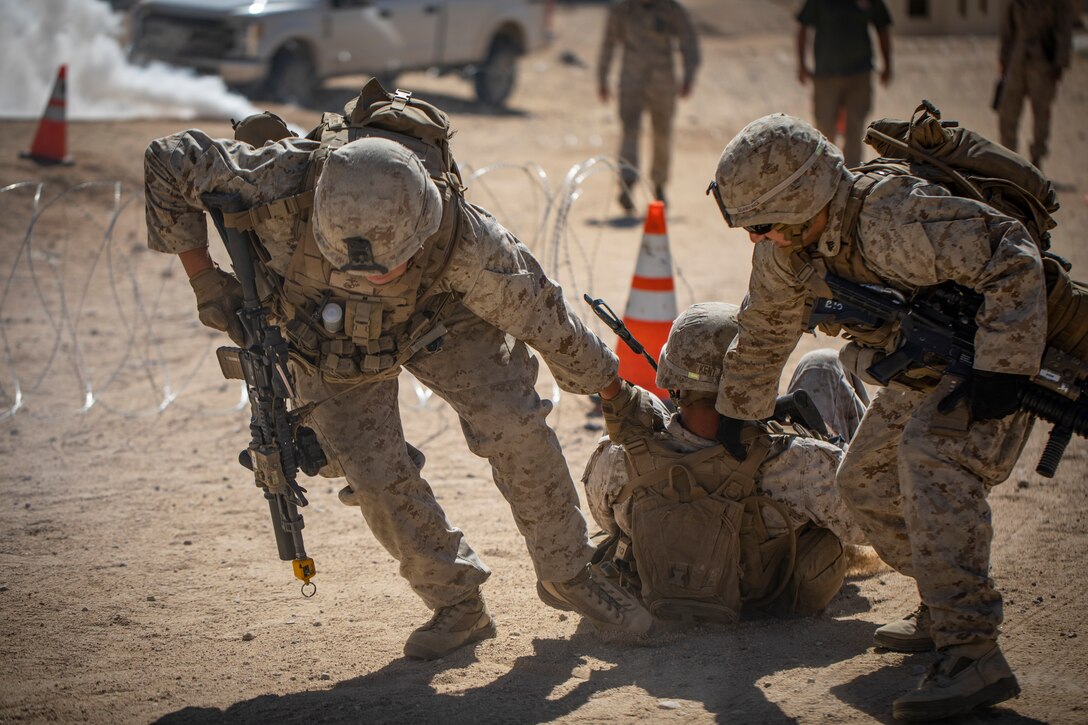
[{"left": 203, "top": 193, "right": 327, "bottom": 597}]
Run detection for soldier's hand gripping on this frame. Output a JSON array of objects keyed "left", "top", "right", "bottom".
[
  {"left": 600, "top": 379, "right": 667, "bottom": 443},
  {"left": 189, "top": 266, "right": 246, "bottom": 345},
  {"left": 716, "top": 416, "right": 749, "bottom": 461},
  {"left": 939, "top": 370, "right": 1028, "bottom": 421}
]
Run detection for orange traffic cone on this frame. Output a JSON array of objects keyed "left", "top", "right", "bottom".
[
  {"left": 21, "top": 65, "right": 74, "bottom": 165},
  {"left": 617, "top": 201, "right": 676, "bottom": 400}
]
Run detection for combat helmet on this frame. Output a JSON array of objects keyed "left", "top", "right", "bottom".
[
  {"left": 312, "top": 136, "right": 443, "bottom": 274},
  {"left": 656, "top": 302, "right": 740, "bottom": 399},
  {"left": 707, "top": 114, "right": 847, "bottom": 231}
]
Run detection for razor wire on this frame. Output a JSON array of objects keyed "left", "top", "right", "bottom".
[{"left": 0, "top": 157, "right": 694, "bottom": 425}]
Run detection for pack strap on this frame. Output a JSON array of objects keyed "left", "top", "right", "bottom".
[
  {"left": 864, "top": 125, "right": 985, "bottom": 204},
  {"left": 615, "top": 442, "right": 726, "bottom": 504},
  {"left": 788, "top": 249, "right": 834, "bottom": 299},
  {"left": 222, "top": 191, "right": 314, "bottom": 232},
  {"left": 714, "top": 433, "right": 773, "bottom": 498},
  {"left": 615, "top": 428, "right": 773, "bottom": 505}
]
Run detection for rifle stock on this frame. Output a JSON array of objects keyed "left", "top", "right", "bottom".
[{"left": 203, "top": 193, "right": 326, "bottom": 596}]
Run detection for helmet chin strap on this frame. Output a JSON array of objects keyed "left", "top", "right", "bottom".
[{"left": 778, "top": 219, "right": 814, "bottom": 250}]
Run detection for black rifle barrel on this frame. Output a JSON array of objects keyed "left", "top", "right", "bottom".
[
  {"left": 583, "top": 294, "right": 658, "bottom": 371},
  {"left": 202, "top": 193, "right": 318, "bottom": 594}
]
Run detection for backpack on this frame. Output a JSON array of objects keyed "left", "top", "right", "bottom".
[
  {"left": 854, "top": 100, "right": 1058, "bottom": 252},
  {"left": 829, "top": 100, "right": 1088, "bottom": 363}
]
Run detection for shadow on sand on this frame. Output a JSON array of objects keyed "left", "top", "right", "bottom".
[{"left": 152, "top": 615, "right": 924, "bottom": 725}]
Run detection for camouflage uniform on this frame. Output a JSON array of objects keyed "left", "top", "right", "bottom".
[
  {"left": 145, "top": 130, "right": 616, "bottom": 609},
  {"left": 598, "top": 0, "right": 700, "bottom": 192},
  {"left": 997, "top": 0, "right": 1074, "bottom": 167},
  {"left": 584, "top": 349, "right": 869, "bottom": 546},
  {"left": 717, "top": 170, "right": 1047, "bottom": 650}
]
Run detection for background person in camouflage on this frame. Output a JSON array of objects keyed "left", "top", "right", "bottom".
[
  {"left": 996, "top": 0, "right": 1074, "bottom": 169},
  {"left": 708, "top": 114, "right": 1046, "bottom": 721},
  {"left": 144, "top": 131, "right": 653, "bottom": 661},
  {"left": 796, "top": 0, "right": 893, "bottom": 167},
  {"left": 585, "top": 303, "right": 868, "bottom": 548},
  {"left": 597, "top": 0, "right": 700, "bottom": 209}
]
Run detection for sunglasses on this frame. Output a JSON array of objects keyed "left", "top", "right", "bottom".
[{"left": 705, "top": 180, "right": 776, "bottom": 235}]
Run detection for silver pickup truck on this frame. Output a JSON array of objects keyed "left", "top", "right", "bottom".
[{"left": 129, "top": 0, "right": 553, "bottom": 106}]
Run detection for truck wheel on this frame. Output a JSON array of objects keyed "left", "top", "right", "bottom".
[
  {"left": 267, "top": 44, "right": 317, "bottom": 106},
  {"left": 474, "top": 36, "right": 519, "bottom": 107}
]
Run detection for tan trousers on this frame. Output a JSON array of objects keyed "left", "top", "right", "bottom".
[
  {"left": 296, "top": 308, "right": 594, "bottom": 610},
  {"left": 836, "top": 376, "right": 1034, "bottom": 649},
  {"left": 998, "top": 60, "right": 1059, "bottom": 164},
  {"left": 618, "top": 71, "right": 677, "bottom": 189},
  {"left": 813, "top": 72, "right": 873, "bottom": 168}
]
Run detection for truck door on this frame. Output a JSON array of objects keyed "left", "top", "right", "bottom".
[
  {"left": 326, "top": 0, "right": 441, "bottom": 75},
  {"left": 440, "top": 0, "right": 496, "bottom": 65}
]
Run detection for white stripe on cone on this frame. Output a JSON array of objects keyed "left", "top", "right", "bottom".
[
  {"left": 633, "top": 233, "right": 672, "bottom": 278},
  {"left": 625, "top": 289, "right": 677, "bottom": 323}
]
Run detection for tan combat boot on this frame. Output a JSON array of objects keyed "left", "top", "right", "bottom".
[
  {"left": 874, "top": 603, "right": 935, "bottom": 652},
  {"left": 403, "top": 591, "right": 497, "bottom": 660},
  {"left": 892, "top": 641, "right": 1020, "bottom": 722},
  {"left": 537, "top": 564, "right": 654, "bottom": 635}
]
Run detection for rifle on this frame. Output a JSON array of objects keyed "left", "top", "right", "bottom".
[
  {"left": 807, "top": 271, "right": 1088, "bottom": 477},
  {"left": 583, "top": 294, "right": 829, "bottom": 439},
  {"left": 583, "top": 294, "right": 658, "bottom": 371},
  {"left": 202, "top": 193, "right": 327, "bottom": 596}
]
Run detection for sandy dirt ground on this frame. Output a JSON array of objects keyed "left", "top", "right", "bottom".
[{"left": 2, "top": 1, "right": 1088, "bottom": 722}]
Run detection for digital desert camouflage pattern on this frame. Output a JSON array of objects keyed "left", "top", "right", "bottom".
[
  {"left": 144, "top": 130, "right": 618, "bottom": 608},
  {"left": 997, "top": 0, "right": 1074, "bottom": 164},
  {"left": 785, "top": 348, "right": 868, "bottom": 441},
  {"left": 837, "top": 376, "right": 1035, "bottom": 649},
  {"left": 716, "top": 151, "right": 1048, "bottom": 651},
  {"left": 598, "top": 0, "right": 700, "bottom": 188},
  {"left": 717, "top": 173, "right": 1048, "bottom": 421},
  {"left": 655, "top": 301, "right": 740, "bottom": 394},
  {"left": 583, "top": 350, "right": 869, "bottom": 546},
  {"left": 311, "top": 137, "right": 442, "bottom": 272},
  {"left": 713, "top": 114, "right": 847, "bottom": 229}
]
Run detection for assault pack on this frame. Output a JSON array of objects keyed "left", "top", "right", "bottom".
[{"left": 225, "top": 78, "right": 465, "bottom": 384}]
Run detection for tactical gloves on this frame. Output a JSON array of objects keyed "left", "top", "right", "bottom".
[
  {"left": 600, "top": 380, "right": 667, "bottom": 443},
  {"left": 715, "top": 415, "right": 749, "bottom": 461},
  {"left": 940, "top": 370, "right": 1027, "bottom": 421},
  {"left": 189, "top": 266, "right": 246, "bottom": 345}
]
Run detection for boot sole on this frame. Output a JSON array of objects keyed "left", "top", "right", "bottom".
[
  {"left": 873, "top": 633, "right": 936, "bottom": 653},
  {"left": 892, "top": 676, "right": 1021, "bottom": 721},
  {"left": 537, "top": 582, "right": 654, "bottom": 635},
  {"left": 403, "top": 619, "right": 497, "bottom": 661},
  {"left": 537, "top": 581, "right": 576, "bottom": 612}
]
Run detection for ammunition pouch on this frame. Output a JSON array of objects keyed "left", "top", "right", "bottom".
[{"left": 756, "top": 524, "right": 846, "bottom": 617}]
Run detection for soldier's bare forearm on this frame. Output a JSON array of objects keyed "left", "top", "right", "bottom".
[{"left": 179, "top": 247, "right": 215, "bottom": 279}]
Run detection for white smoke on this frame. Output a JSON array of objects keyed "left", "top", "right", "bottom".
[{"left": 0, "top": 0, "right": 259, "bottom": 120}]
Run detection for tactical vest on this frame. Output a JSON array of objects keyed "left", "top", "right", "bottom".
[
  {"left": 608, "top": 426, "right": 844, "bottom": 623},
  {"left": 224, "top": 80, "right": 466, "bottom": 383},
  {"left": 789, "top": 101, "right": 1088, "bottom": 389}
]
